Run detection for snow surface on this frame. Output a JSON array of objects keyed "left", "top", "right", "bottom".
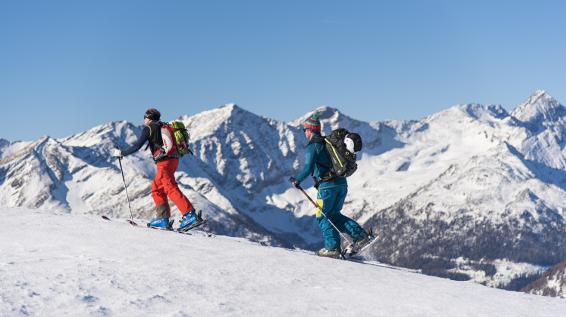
[{"left": 1, "top": 207, "right": 564, "bottom": 317}]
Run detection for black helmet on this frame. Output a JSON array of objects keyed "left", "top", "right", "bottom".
[{"left": 144, "top": 108, "right": 161, "bottom": 121}]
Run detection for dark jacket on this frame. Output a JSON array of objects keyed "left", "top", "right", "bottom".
[{"left": 122, "top": 121, "right": 163, "bottom": 158}]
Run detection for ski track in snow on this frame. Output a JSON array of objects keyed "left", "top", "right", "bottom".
[{"left": 0, "top": 207, "right": 564, "bottom": 317}]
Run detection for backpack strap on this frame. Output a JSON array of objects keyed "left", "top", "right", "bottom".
[
  {"left": 308, "top": 134, "right": 334, "bottom": 180},
  {"left": 144, "top": 122, "right": 162, "bottom": 152},
  {"left": 308, "top": 134, "right": 329, "bottom": 167},
  {"left": 147, "top": 122, "right": 179, "bottom": 161},
  {"left": 160, "top": 123, "right": 176, "bottom": 156}
]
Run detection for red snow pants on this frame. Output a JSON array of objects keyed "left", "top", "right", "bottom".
[{"left": 152, "top": 158, "right": 193, "bottom": 215}]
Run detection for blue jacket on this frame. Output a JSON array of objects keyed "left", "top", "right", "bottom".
[{"left": 295, "top": 133, "right": 347, "bottom": 189}]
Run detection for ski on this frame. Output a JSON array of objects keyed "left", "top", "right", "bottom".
[
  {"left": 101, "top": 215, "right": 139, "bottom": 226},
  {"left": 101, "top": 215, "right": 213, "bottom": 237},
  {"left": 342, "top": 233, "right": 379, "bottom": 260}
]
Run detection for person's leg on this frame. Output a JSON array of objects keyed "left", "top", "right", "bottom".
[
  {"left": 159, "top": 158, "right": 194, "bottom": 215},
  {"left": 148, "top": 162, "right": 172, "bottom": 228},
  {"left": 151, "top": 162, "right": 170, "bottom": 218},
  {"left": 328, "top": 186, "right": 367, "bottom": 242},
  {"left": 157, "top": 158, "right": 203, "bottom": 231},
  {"left": 316, "top": 188, "right": 341, "bottom": 251}
]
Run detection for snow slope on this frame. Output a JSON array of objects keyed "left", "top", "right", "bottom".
[{"left": 0, "top": 207, "right": 564, "bottom": 317}]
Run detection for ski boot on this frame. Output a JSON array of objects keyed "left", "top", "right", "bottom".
[
  {"left": 317, "top": 248, "right": 342, "bottom": 259},
  {"left": 147, "top": 217, "right": 173, "bottom": 230},
  {"left": 178, "top": 210, "right": 205, "bottom": 232},
  {"left": 347, "top": 230, "right": 376, "bottom": 257}
]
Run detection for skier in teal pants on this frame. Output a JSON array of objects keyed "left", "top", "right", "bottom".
[{"left": 290, "top": 114, "right": 370, "bottom": 258}]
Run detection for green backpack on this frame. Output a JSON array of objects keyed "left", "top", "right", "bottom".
[{"left": 169, "top": 121, "right": 193, "bottom": 156}]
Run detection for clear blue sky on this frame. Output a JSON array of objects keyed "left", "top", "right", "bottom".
[{"left": 2, "top": 0, "right": 566, "bottom": 141}]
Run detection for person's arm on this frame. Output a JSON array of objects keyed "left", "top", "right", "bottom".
[
  {"left": 295, "top": 144, "right": 317, "bottom": 184},
  {"left": 121, "top": 126, "right": 150, "bottom": 156}
]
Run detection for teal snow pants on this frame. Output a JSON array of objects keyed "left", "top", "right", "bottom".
[{"left": 316, "top": 185, "right": 366, "bottom": 251}]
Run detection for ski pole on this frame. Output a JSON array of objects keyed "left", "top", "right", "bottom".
[
  {"left": 117, "top": 157, "right": 137, "bottom": 226},
  {"left": 295, "top": 184, "right": 354, "bottom": 249}
]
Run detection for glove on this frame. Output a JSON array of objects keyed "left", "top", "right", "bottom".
[
  {"left": 312, "top": 177, "right": 320, "bottom": 190},
  {"left": 289, "top": 177, "right": 300, "bottom": 189},
  {"left": 111, "top": 148, "right": 123, "bottom": 159}
]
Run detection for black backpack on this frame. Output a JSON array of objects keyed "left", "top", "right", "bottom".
[{"left": 316, "top": 128, "right": 362, "bottom": 180}]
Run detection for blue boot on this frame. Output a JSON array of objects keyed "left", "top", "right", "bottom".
[
  {"left": 178, "top": 210, "right": 204, "bottom": 232},
  {"left": 147, "top": 217, "right": 172, "bottom": 230}
]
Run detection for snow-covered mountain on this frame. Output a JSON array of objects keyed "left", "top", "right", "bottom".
[
  {"left": 2, "top": 207, "right": 564, "bottom": 316},
  {"left": 523, "top": 261, "right": 566, "bottom": 298},
  {"left": 512, "top": 90, "right": 566, "bottom": 169},
  {"left": 358, "top": 92, "right": 566, "bottom": 289},
  {"left": 2, "top": 91, "right": 566, "bottom": 293}
]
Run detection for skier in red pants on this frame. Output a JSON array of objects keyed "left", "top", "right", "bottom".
[{"left": 112, "top": 108, "right": 203, "bottom": 231}]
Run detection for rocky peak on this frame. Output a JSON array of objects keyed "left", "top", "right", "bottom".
[{"left": 512, "top": 90, "right": 565, "bottom": 125}]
